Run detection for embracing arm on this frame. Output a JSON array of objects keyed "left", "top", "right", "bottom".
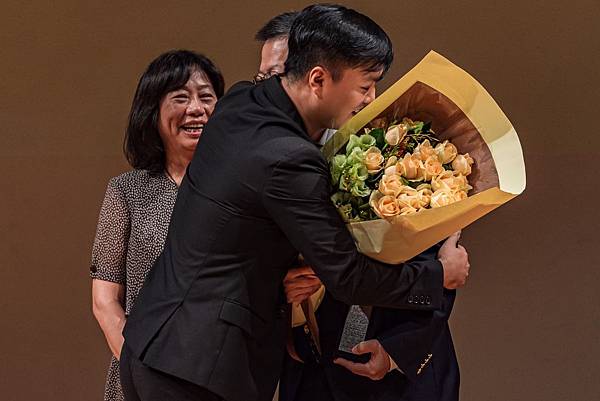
[{"left": 263, "top": 145, "right": 445, "bottom": 310}]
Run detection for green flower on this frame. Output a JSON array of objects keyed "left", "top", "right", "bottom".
[
  {"left": 331, "top": 154, "right": 347, "bottom": 185},
  {"left": 350, "top": 181, "right": 372, "bottom": 197},
  {"left": 349, "top": 163, "right": 368, "bottom": 182},
  {"left": 346, "top": 147, "right": 365, "bottom": 166},
  {"left": 360, "top": 134, "right": 376, "bottom": 149},
  {"left": 345, "top": 134, "right": 363, "bottom": 154},
  {"left": 346, "top": 134, "right": 377, "bottom": 155}
]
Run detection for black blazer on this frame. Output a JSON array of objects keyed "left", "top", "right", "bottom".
[
  {"left": 123, "top": 76, "right": 445, "bottom": 401},
  {"left": 280, "top": 246, "right": 459, "bottom": 401}
]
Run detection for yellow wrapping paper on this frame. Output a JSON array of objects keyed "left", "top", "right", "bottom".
[{"left": 292, "top": 50, "right": 526, "bottom": 326}]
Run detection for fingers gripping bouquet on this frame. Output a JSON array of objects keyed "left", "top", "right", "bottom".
[{"left": 331, "top": 118, "right": 475, "bottom": 222}]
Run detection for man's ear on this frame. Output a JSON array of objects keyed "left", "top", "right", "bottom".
[{"left": 307, "top": 66, "right": 329, "bottom": 99}]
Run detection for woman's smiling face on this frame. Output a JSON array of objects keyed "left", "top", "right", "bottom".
[{"left": 157, "top": 69, "right": 217, "bottom": 154}]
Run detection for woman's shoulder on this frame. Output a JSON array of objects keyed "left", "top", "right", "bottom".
[{"left": 108, "top": 169, "right": 153, "bottom": 189}]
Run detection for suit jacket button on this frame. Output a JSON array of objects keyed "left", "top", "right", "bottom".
[
  {"left": 408, "top": 295, "right": 414, "bottom": 303},
  {"left": 419, "top": 295, "right": 425, "bottom": 304},
  {"left": 425, "top": 296, "right": 431, "bottom": 305}
]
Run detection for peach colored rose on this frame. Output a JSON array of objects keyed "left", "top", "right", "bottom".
[
  {"left": 420, "top": 155, "right": 444, "bottom": 181},
  {"left": 452, "top": 173, "right": 473, "bottom": 192},
  {"left": 430, "top": 189, "right": 456, "bottom": 208},
  {"left": 379, "top": 174, "right": 404, "bottom": 197},
  {"left": 370, "top": 193, "right": 401, "bottom": 218},
  {"left": 397, "top": 186, "right": 421, "bottom": 209},
  {"left": 453, "top": 190, "right": 468, "bottom": 202},
  {"left": 397, "top": 153, "right": 424, "bottom": 180},
  {"left": 385, "top": 155, "right": 398, "bottom": 168},
  {"left": 383, "top": 156, "right": 398, "bottom": 175},
  {"left": 431, "top": 170, "right": 472, "bottom": 192},
  {"left": 435, "top": 140, "right": 458, "bottom": 164},
  {"left": 385, "top": 124, "right": 408, "bottom": 146},
  {"left": 416, "top": 185, "right": 433, "bottom": 208},
  {"left": 414, "top": 139, "right": 436, "bottom": 161},
  {"left": 364, "top": 147, "right": 384, "bottom": 174},
  {"left": 452, "top": 153, "right": 475, "bottom": 176}
]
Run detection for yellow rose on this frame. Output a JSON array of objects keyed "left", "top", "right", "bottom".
[
  {"left": 430, "top": 189, "right": 456, "bottom": 208},
  {"left": 385, "top": 124, "right": 408, "bottom": 146},
  {"left": 414, "top": 139, "right": 436, "bottom": 161},
  {"left": 435, "top": 140, "right": 458, "bottom": 164},
  {"left": 370, "top": 192, "right": 401, "bottom": 218},
  {"left": 420, "top": 155, "right": 444, "bottom": 181},
  {"left": 379, "top": 174, "right": 404, "bottom": 197},
  {"left": 452, "top": 153, "right": 474, "bottom": 176},
  {"left": 364, "top": 147, "right": 384, "bottom": 174},
  {"left": 397, "top": 153, "right": 424, "bottom": 180}
]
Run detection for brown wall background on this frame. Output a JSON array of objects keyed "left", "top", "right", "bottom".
[{"left": 1, "top": 0, "right": 599, "bottom": 400}]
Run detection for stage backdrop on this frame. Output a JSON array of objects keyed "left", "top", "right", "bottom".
[{"left": 1, "top": 1, "right": 598, "bottom": 400}]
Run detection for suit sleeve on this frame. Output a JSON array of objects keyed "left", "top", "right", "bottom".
[
  {"left": 378, "top": 289, "right": 456, "bottom": 382},
  {"left": 262, "top": 145, "right": 444, "bottom": 310}
]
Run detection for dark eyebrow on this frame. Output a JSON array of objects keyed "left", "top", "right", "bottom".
[{"left": 190, "top": 84, "right": 214, "bottom": 92}]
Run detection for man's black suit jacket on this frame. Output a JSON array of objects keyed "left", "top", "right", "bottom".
[
  {"left": 279, "top": 245, "right": 459, "bottom": 401},
  {"left": 123, "top": 76, "right": 445, "bottom": 401}
]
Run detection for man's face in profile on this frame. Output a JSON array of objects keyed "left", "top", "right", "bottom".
[
  {"left": 318, "top": 67, "right": 380, "bottom": 129},
  {"left": 259, "top": 36, "right": 288, "bottom": 77},
  {"left": 259, "top": 36, "right": 380, "bottom": 133}
]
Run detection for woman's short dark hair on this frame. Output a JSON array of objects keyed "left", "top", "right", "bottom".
[
  {"left": 124, "top": 50, "right": 225, "bottom": 175},
  {"left": 284, "top": 4, "right": 393, "bottom": 81}
]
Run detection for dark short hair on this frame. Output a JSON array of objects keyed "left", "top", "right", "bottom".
[
  {"left": 284, "top": 4, "right": 393, "bottom": 81},
  {"left": 255, "top": 11, "right": 299, "bottom": 41},
  {"left": 124, "top": 50, "right": 225, "bottom": 175}
]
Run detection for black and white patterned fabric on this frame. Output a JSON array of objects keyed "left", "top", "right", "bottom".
[{"left": 90, "top": 169, "right": 178, "bottom": 401}]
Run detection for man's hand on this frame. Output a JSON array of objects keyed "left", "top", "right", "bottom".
[
  {"left": 438, "top": 231, "right": 470, "bottom": 289},
  {"left": 283, "top": 266, "right": 322, "bottom": 304},
  {"left": 333, "top": 339, "right": 391, "bottom": 381}
]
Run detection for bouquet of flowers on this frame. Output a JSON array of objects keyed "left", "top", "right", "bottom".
[
  {"left": 321, "top": 50, "right": 526, "bottom": 264},
  {"left": 331, "top": 117, "right": 475, "bottom": 222},
  {"left": 292, "top": 50, "right": 526, "bottom": 327}
]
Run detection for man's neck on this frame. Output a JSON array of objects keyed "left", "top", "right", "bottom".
[{"left": 281, "top": 77, "right": 325, "bottom": 142}]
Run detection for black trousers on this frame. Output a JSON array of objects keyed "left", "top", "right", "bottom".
[{"left": 120, "top": 344, "right": 223, "bottom": 401}]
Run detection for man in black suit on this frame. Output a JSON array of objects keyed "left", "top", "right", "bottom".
[
  {"left": 120, "top": 4, "right": 469, "bottom": 401},
  {"left": 254, "top": 12, "right": 462, "bottom": 401}
]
